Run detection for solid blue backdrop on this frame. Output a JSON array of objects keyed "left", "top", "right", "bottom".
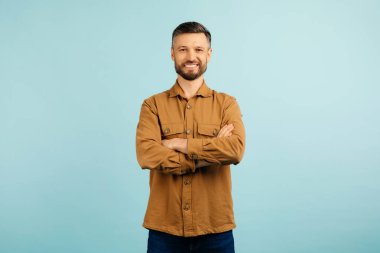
[{"left": 1, "top": 0, "right": 379, "bottom": 252}]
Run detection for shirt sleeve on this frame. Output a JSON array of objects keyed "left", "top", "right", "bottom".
[
  {"left": 187, "top": 96, "right": 246, "bottom": 166},
  {"left": 136, "top": 98, "right": 196, "bottom": 175}
]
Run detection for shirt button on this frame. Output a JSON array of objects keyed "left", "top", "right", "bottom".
[
  {"left": 186, "top": 104, "right": 192, "bottom": 109},
  {"left": 213, "top": 129, "right": 218, "bottom": 136},
  {"left": 164, "top": 128, "right": 170, "bottom": 134},
  {"left": 183, "top": 204, "right": 190, "bottom": 211},
  {"left": 186, "top": 129, "right": 192, "bottom": 134},
  {"left": 184, "top": 179, "right": 191, "bottom": 185}
]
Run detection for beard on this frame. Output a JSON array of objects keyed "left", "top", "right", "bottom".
[{"left": 174, "top": 60, "right": 208, "bottom": 81}]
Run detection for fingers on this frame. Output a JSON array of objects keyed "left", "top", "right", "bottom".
[
  {"left": 218, "top": 124, "right": 232, "bottom": 137},
  {"left": 217, "top": 124, "right": 234, "bottom": 137},
  {"left": 220, "top": 124, "right": 234, "bottom": 137}
]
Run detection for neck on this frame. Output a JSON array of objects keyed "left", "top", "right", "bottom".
[{"left": 177, "top": 75, "right": 204, "bottom": 99}]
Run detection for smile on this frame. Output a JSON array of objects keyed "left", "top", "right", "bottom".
[{"left": 184, "top": 63, "right": 199, "bottom": 69}]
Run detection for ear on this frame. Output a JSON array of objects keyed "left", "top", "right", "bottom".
[
  {"left": 207, "top": 47, "right": 212, "bottom": 62},
  {"left": 171, "top": 47, "right": 174, "bottom": 61}
]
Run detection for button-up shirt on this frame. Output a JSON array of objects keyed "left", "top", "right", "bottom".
[{"left": 135, "top": 80, "right": 245, "bottom": 237}]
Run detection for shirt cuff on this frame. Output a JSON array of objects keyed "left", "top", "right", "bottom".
[
  {"left": 187, "top": 138, "right": 204, "bottom": 160},
  {"left": 179, "top": 152, "right": 196, "bottom": 173}
]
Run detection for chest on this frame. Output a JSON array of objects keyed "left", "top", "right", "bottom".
[{"left": 156, "top": 97, "right": 223, "bottom": 139}]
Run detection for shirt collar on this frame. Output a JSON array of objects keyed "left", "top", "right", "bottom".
[{"left": 168, "top": 79, "right": 213, "bottom": 98}]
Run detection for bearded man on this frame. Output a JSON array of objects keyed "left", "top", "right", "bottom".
[{"left": 136, "top": 21, "right": 246, "bottom": 253}]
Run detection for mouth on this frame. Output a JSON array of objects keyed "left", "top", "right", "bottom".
[{"left": 184, "top": 63, "right": 199, "bottom": 70}]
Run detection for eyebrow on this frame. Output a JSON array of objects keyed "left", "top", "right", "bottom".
[{"left": 177, "top": 46, "right": 206, "bottom": 49}]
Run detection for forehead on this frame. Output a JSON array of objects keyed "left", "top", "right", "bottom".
[{"left": 173, "top": 33, "right": 209, "bottom": 48}]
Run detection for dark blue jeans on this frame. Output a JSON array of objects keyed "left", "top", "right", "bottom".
[{"left": 147, "top": 229, "right": 235, "bottom": 253}]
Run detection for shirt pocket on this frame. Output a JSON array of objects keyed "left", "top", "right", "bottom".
[
  {"left": 197, "top": 123, "right": 220, "bottom": 138},
  {"left": 161, "top": 123, "right": 185, "bottom": 139}
]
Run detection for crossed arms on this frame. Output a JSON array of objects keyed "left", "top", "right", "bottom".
[{"left": 135, "top": 97, "right": 245, "bottom": 175}]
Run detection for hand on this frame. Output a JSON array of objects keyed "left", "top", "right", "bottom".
[
  {"left": 161, "top": 139, "right": 174, "bottom": 150},
  {"left": 217, "top": 123, "right": 234, "bottom": 137},
  {"left": 162, "top": 138, "right": 188, "bottom": 154}
]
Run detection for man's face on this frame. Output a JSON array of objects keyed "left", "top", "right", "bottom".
[{"left": 171, "top": 33, "right": 212, "bottom": 81}]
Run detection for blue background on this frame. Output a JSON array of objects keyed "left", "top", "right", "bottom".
[{"left": 1, "top": 0, "right": 379, "bottom": 252}]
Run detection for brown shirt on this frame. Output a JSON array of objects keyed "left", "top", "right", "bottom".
[{"left": 135, "top": 80, "right": 245, "bottom": 237}]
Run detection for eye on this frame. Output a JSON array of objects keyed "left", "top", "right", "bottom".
[
  {"left": 179, "top": 48, "right": 186, "bottom": 52},
  {"left": 196, "top": 48, "right": 204, "bottom": 52}
]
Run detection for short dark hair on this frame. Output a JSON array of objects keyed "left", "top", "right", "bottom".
[{"left": 172, "top": 21, "right": 211, "bottom": 48}]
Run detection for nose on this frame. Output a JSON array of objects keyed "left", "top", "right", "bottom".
[{"left": 187, "top": 49, "right": 196, "bottom": 61}]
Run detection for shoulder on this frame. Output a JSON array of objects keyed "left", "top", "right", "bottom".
[
  {"left": 210, "top": 90, "right": 243, "bottom": 118},
  {"left": 141, "top": 89, "right": 170, "bottom": 106},
  {"left": 211, "top": 89, "right": 238, "bottom": 105}
]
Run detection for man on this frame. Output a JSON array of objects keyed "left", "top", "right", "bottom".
[{"left": 136, "top": 21, "right": 245, "bottom": 253}]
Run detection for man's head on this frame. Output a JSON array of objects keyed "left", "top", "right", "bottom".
[{"left": 171, "top": 22, "right": 212, "bottom": 81}]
